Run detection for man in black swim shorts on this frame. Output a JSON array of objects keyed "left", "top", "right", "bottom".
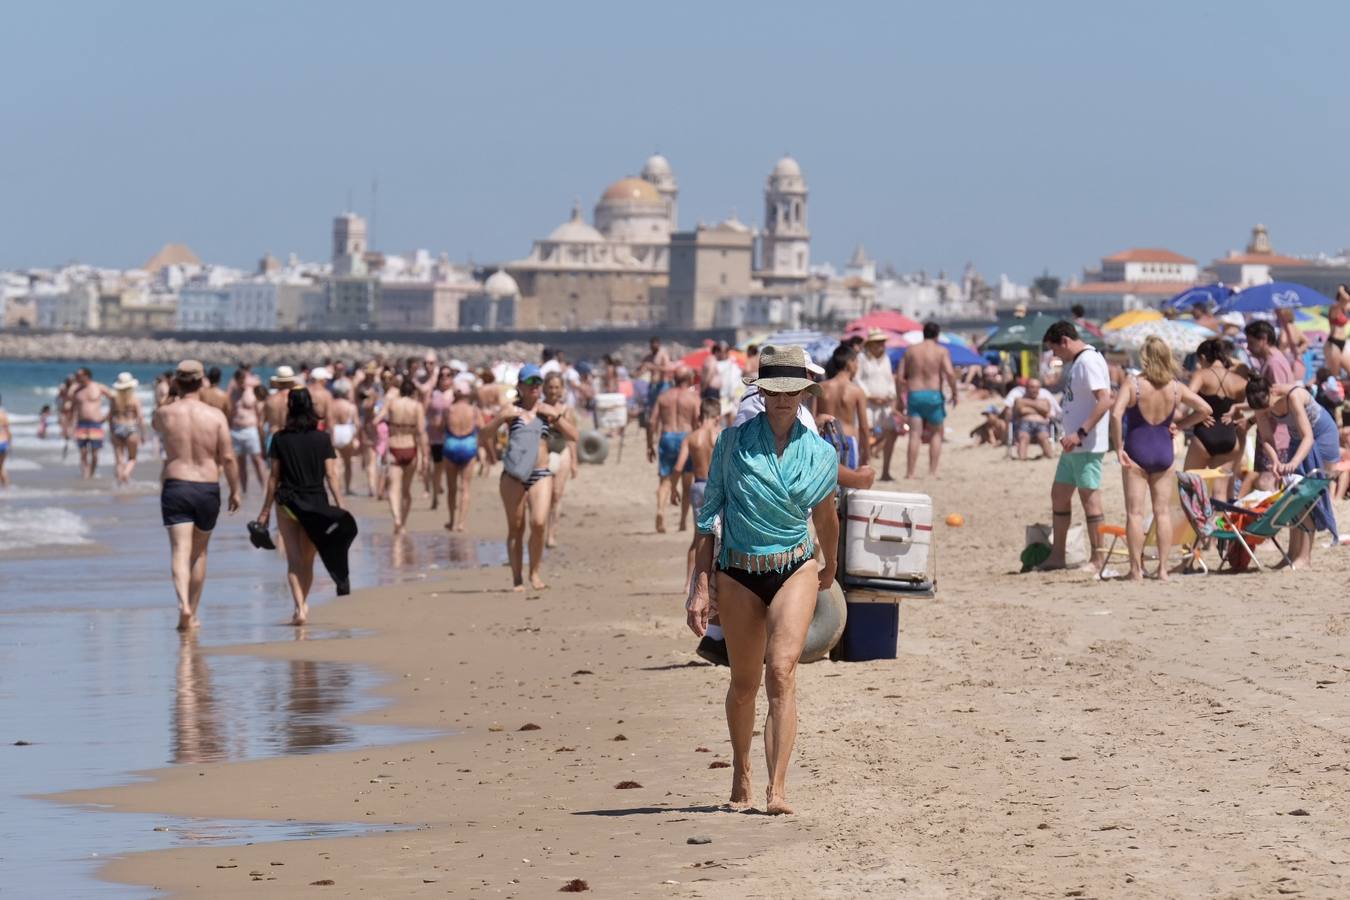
[{"left": 152, "top": 360, "right": 240, "bottom": 631}]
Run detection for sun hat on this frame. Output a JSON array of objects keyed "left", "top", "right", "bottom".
[
  {"left": 310, "top": 366, "right": 333, "bottom": 381},
  {"left": 1218, "top": 312, "right": 1245, "bottom": 329},
  {"left": 449, "top": 359, "right": 468, "bottom": 372},
  {"left": 741, "top": 345, "right": 822, "bottom": 396},
  {"left": 269, "top": 365, "right": 299, "bottom": 388},
  {"left": 864, "top": 327, "right": 888, "bottom": 344},
  {"left": 517, "top": 363, "right": 543, "bottom": 384},
  {"left": 112, "top": 372, "right": 139, "bottom": 391},
  {"left": 175, "top": 360, "right": 204, "bottom": 380}
]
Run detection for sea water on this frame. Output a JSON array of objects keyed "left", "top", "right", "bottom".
[{"left": 0, "top": 360, "right": 498, "bottom": 896}]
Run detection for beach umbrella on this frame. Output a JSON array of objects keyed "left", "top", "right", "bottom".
[
  {"left": 844, "top": 309, "right": 922, "bottom": 336},
  {"left": 1218, "top": 281, "right": 1331, "bottom": 313},
  {"left": 887, "top": 341, "right": 986, "bottom": 368},
  {"left": 1293, "top": 308, "right": 1330, "bottom": 336},
  {"left": 1160, "top": 283, "right": 1236, "bottom": 312},
  {"left": 1107, "top": 319, "right": 1215, "bottom": 354},
  {"left": 679, "top": 346, "right": 748, "bottom": 370},
  {"left": 1102, "top": 308, "right": 1164, "bottom": 331},
  {"left": 982, "top": 314, "right": 1102, "bottom": 352}
]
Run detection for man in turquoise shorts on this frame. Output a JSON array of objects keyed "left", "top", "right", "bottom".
[
  {"left": 646, "top": 366, "right": 699, "bottom": 532},
  {"left": 1039, "top": 321, "right": 1113, "bottom": 571},
  {"left": 898, "top": 321, "right": 959, "bottom": 479}
]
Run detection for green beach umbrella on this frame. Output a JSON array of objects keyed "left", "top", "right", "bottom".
[{"left": 982, "top": 314, "right": 1102, "bottom": 352}]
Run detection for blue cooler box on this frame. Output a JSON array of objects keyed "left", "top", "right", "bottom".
[{"left": 837, "top": 595, "right": 900, "bottom": 661}]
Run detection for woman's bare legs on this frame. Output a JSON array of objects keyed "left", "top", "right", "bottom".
[
  {"left": 525, "top": 476, "right": 551, "bottom": 589},
  {"left": 386, "top": 461, "right": 407, "bottom": 534},
  {"left": 1122, "top": 465, "right": 1150, "bottom": 580},
  {"left": 1147, "top": 469, "right": 1173, "bottom": 581},
  {"left": 277, "top": 512, "right": 316, "bottom": 625},
  {"left": 547, "top": 449, "right": 571, "bottom": 548},
  {"left": 499, "top": 475, "right": 528, "bottom": 589},
  {"left": 454, "top": 463, "right": 472, "bottom": 531},
  {"left": 717, "top": 562, "right": 819, "bottom": 814}
]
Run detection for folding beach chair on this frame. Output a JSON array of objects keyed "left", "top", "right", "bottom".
[
  {"left": 1210, "top": 476, "right": 1334, "bottom": 572},
  {"left": 1176, "top": 471, "right": 1220, "bottom": 574}
]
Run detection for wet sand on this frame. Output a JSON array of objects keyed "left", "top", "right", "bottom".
[{"left": 61, "top": 408, "right": 1350, "bottom": 897}]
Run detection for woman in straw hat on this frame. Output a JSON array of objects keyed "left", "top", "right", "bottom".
[
  {"left": 108, "top": 372, "right": 146, "bottom": 486},
  {"left": 686, "top": 344, "right": 839, "bottom": 815}
]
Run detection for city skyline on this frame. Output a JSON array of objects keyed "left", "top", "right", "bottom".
[{"left": 2, "top": 0, "right": 1346, "bottom": 281}]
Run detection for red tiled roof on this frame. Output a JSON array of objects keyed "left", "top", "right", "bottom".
[
  {"left": 1103, "top": 248, "right": 1196, "bottom": 265},
  {"left": 1211, "top": 253, "right": 1307, "bottom": 267},
  {"left": 1061, "top": 280, "right": 1198, "bottom": 295}
]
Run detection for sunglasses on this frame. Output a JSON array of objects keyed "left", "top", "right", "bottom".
[
  {"left": 760, "top": 388, "right": 803, "bottom": 398},
  {"left": 520, "top": 377, "right": 543, "bottom": 387}
]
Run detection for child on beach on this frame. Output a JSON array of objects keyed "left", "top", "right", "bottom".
[{"left": 37, "top": 404, "right": 51, "bottom": 440}]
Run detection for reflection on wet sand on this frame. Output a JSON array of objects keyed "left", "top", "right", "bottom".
[
  {"left": 365, "top": 531, "right": 508, "bottom": 574},
  {"left": 172, "top": 633, "right": 361, "bottom": 764}
]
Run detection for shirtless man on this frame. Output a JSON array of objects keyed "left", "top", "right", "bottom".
[
  {"left": 816, "top": 345, "right": 871, "bottom": 469},
  {"left": 647, "top": 366, "right": 700, "bottom": 533},
  {"left": 700, "top": 342, "right": 725, "bottom": 402},
  {"left": 200, "top": 367, "right": 232, "bottom": 418},
  {"left": 638, "top": 336, "right": 675, "bottom": 421},
  {"left": 329, "top": 383, "right": 361, "bottom": 495},
  {"left": 674, "top": 397, "right": 722, "bottom": 594},
  {"left": 856, "top": 330, "right": 899, "bottom": 479},
  {"left": 1012, "top": 378, "right": 1056, "bottom": 460},
  {"left": 228, "top": 367, "right": 265, "bottom": 494},
  {"left": 897, "top": 321, "right": 958, "bottom": 478},
  {"left": 153, "top": 360, "right": 240, "bottom": 631},
  {"left": 70, "top": 367, "right": 114, "bottom": 479},
  {"left": 307, "top": 366, "right": 334, "bottom": 429},
  {"left": 262, "top": 366, "right": 297, "bottom": 455}
]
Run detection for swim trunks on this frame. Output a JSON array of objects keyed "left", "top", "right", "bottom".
[
  {"left": 658, "top": 431, "right": 687, "bottom": 477},
  {"left": 442, "top": 430, "right": 478, "bottom": 466},
  {"left": 75, "top": 420, "right": 104, "bottom": 450},
  {"left": 231, "top": 426, "right": 262, "bottom": 456},
  {"left": 429, "top": 444, "right": 444, "bottom": 465},
  {"left": 690, "top": 477, "right": 707, "bottom": 516},
  {"left": 331, "top": 422, "right": 357, "bottom": 450},
  {"left": 717, "top": 555, "right": 814, "bottom": 606},
  {"left": 906, "top": 390, "right": 946, "bottom": 426},
  {"left": 160, "top": 479, "right": 222, "bottom": 531},
  {"left": 1053, "top": 452, "right": 1105, "bottom": 490},
  {"left": 1017, "top": 419, "right": 1050, "bottom": 440}
]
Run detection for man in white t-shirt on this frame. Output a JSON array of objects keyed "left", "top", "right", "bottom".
[{"left": 1039, "top": 321, "right": 1113, "bottom": 570}]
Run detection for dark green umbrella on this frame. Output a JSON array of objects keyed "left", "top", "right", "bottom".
[{"left": 981, "top": 313, "right": 1102, "bottom": 352}]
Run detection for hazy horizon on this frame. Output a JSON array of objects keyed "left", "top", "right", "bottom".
[{"left": 2, "top": 0, "right": 1345, "bottom": 282}]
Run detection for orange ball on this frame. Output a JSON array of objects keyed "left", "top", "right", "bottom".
[{"left": 945, "top": 513, "right": 965, "bottom": 528}]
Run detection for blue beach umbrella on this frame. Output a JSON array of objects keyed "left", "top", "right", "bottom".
[
  {"left": 1161, "top": 283, "right": 1235, "bottom": 312},
  {"left": 1218, "top": 281, "right": 1331, "bottom": 314}
]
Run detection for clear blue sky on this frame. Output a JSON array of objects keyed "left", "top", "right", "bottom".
[{"left": 2, "top": 0, "right": 1344, "bottom": 282}]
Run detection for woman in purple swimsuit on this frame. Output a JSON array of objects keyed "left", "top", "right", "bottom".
[{"left": 1109, "top": 337, "right": 1212, "bottom": 581}]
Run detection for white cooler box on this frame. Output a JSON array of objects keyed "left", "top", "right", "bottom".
[{"left": 842, "top": 489, "right": 934, "bottom": 583}]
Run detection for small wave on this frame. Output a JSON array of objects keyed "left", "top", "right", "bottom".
[
  {"left": 6, "top": 413, "right": 39, "bottom": 425},
  {"left": 3, "top": 458, "right": 42, "bottom": 471},
  {"left": 0, "top": 506, "right": 92, "bottom": 551}
]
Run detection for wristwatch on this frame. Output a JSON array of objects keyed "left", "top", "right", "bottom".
[{"left": 1076, "top": 427, "right": 1088, "bottom": 440}]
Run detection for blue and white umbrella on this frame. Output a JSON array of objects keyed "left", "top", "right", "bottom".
[
  {"left": 887, "top": 341, "right": 986, "bottom": 368},
  {"left": 1161, "top": 283, "right": 1235, "bottom": 312},
  {"left": 1218, "top": 281, "right": 1331, "bottom": 314}
]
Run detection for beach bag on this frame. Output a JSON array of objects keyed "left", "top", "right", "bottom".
[
  {"left": 503, "top": 416, "right": 546, "bottom": 483},
  {"left": 1024, "top": 522, "right": 1088, "bottom": 568}
]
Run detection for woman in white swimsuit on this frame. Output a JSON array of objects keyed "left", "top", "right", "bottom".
[{"left": 328, "top": 383, "right": 360, "bottom": 495}]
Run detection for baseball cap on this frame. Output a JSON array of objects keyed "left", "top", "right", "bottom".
[
  {"left": 517, "top": 363, "right": 543, "bottom": 383},
  {"left": 176, "top": 359, "right": 204, "bottom": 379}
]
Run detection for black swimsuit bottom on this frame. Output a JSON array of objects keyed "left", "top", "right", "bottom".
[{"left": 717, "top": 556, "right": 812, "bottom": 605}]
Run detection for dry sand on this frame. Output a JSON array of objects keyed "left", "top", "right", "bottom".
[{"left": 57, "top": 404, "right": 1350, "bottom": 898}]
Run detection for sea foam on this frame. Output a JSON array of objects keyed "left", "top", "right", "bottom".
[{"left": 0, "top": 507, "right": 92, "bottom": 551}]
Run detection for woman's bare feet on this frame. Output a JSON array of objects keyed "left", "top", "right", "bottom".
[
  {"left": 765, "top": 788, "right": 795, "bottom": 816},
  {"left": 290, "top": 604, "right": 308, "bottom": 626},
  {"left": 175, "top": 611, "right": 197, "bottom": 632},
  {"left": 728, "top": 770, "right": 753, "bottom": 810},
  {"left": 529, "top": 575, "right": 548, "bottom": 590}
]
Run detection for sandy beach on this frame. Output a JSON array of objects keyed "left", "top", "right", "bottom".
[{"left": 55, "top": 403, "right": 1350, "bottom": 898}]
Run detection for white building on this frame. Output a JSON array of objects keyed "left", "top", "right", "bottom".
[
  {"left": 176, "top": 266, "right": 242, "bottom": 331},
  {"left": 1061, "top": 247, "right": 1199, "bottom": 316},
  {"left": 758, "top": 156, "right": 810, "bottom": 284}
]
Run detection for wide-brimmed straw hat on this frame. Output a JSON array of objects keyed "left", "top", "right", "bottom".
[
  {"left": 742, "top": 345, "right": 822, "bottom": 396},
  {"left": 112, "top": 372, "right": 139, "bottom": 391},
  {"left": 863, "top": 327, "right": 888, "bottom": 344},
  {"left": 270, "top": 365, "right": 298, "bottom": 388}
]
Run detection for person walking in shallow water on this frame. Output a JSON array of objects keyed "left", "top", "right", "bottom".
[
  {"left": 153, "top": 360, "right": 241, "bottom": 631},
  {"left": 686, "top": 345, "right": 839, "bottom": 815}
]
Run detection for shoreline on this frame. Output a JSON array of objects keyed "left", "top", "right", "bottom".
[{"left": 48, "top": 406, "right": 1350, "bottom": 897}]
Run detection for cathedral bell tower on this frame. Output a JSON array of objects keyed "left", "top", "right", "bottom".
[{"left": 760, "top": 155, "right": 810, "bottom": 283}]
